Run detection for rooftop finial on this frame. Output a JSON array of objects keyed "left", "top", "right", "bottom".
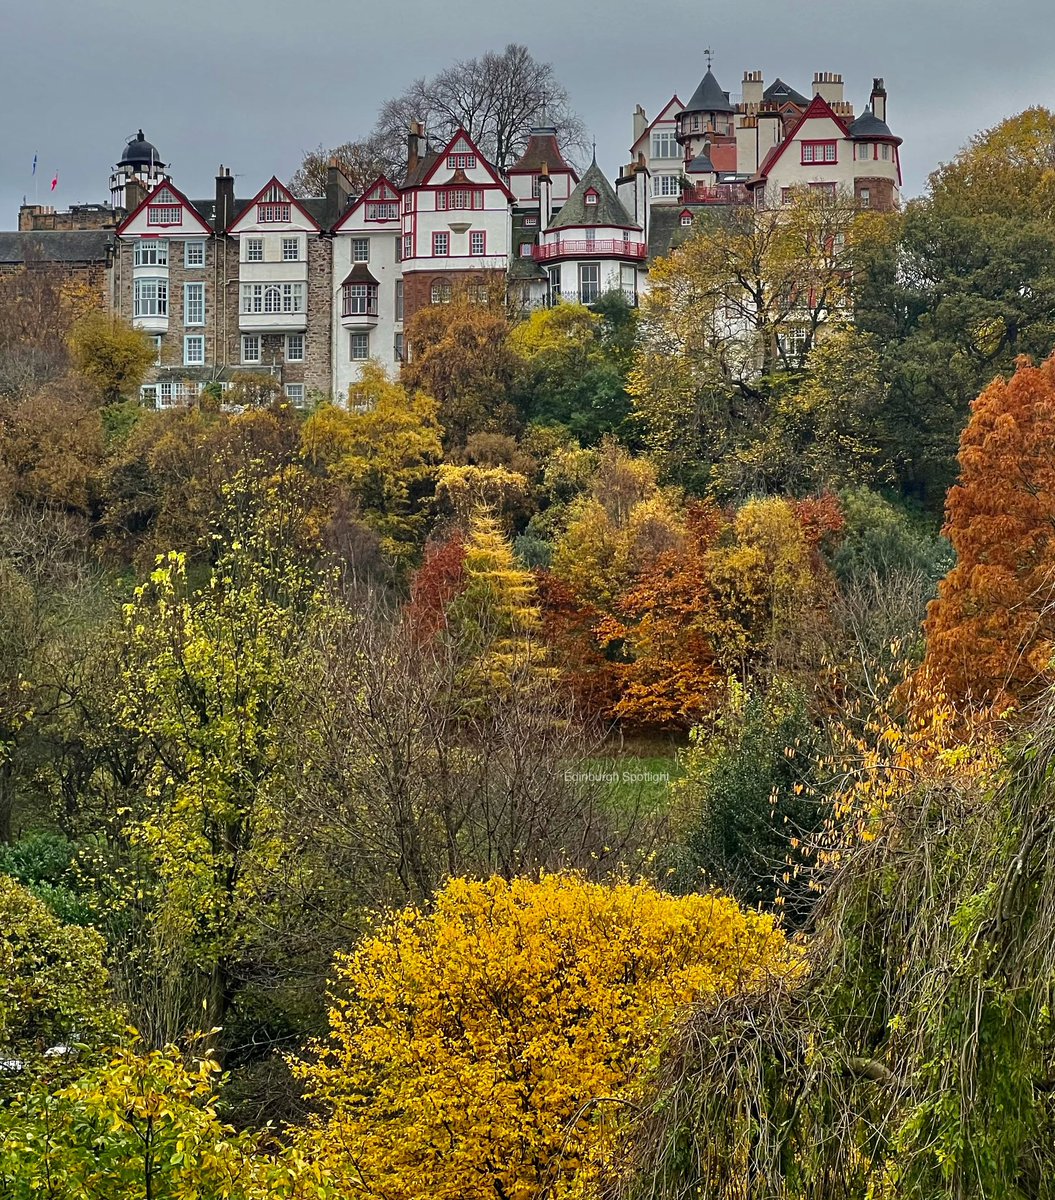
[
  {"left": 704, "top": 46, "right": 714, "bottom": 70},
  {"left": 591, "top": 139, "right": 597, "bottom": 163},
  {"left": 540, "top": 90, "right": 549, "bottom": 126}
]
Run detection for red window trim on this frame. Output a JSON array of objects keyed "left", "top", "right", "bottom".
[
  {"left": 469, "top": 230, "right": 486, "bottom": 255},
  {"left": 432, "top": 231, "right": 450, "bottom": 256},
  {"left": 801, "top": 140, "right": 837, "bottom": 165}
]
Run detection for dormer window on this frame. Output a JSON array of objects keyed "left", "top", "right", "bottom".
[
  {"left": 258, "top": 184, "right": 290, "bottom": 223},
  {"left": 680, "top": 211, "right": 694, "bottom": 227},
  {"left": 448, "top": 153, "right": 476, "bottom": 170},
  {"left": 366, "top": 201, "right": 399, "bottom": 220},
  {"left": 584, "top": 189, "right": 599, "bottom": 206}
]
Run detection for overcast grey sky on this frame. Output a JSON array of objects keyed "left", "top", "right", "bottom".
[{"left": 1, "top": 0, "right": 1052, "bottom": 225}]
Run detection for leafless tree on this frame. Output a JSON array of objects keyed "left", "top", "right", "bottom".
[
  {"left": 289, "top": 134, "right": 403, "bottom": 197},
  {"left": 291, "top": 590, "right": 653, "bottom": 911},
  {"left": 373, "top": 44, "right": 589, "bottom": 175}
]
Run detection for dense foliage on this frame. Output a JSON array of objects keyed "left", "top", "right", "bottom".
[{"left": 3, "top": 101, "right": 1055, "bottom": 1198}]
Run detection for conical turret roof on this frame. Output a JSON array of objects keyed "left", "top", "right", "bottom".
[
  {"left": 548, "top": 159, "right": 636, "bottom": 230},
  {"left": 682, "top": 68, "right": 734, "bottom": 115}
]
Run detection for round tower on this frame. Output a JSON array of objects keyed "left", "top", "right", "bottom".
[{"left": 110, "top": 130, "right": 167, "bottom": 210}]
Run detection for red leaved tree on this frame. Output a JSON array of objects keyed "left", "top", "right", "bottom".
[{"left": 922, "top": 353, "right": 1055, "bottom": 709}]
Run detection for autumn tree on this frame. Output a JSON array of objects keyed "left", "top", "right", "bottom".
[
  {"left": 402, "top": 281, "right": 520, "bottom": 446},
  {"left": 0, "top": 875, "right": 119, "bottom": 1081},
  {"left": 444, "top": 508, "right": 550, "bottom": 694},
  {"left": 67, "top": 310, "right": 155, "bottom": 404},
  {"left": 630, "top": 189, "right": 865, "bottom": 494},
  {"left": 302, "top": 363, "right": 442, "bottom": 568},
  {"left": 294, "top": 874, "right": 795, "bottom": 1200},
  {"left": 110, "top": 470, "right": 325, "bottom": 1051},
  {"left": 922, "top": 353, "right": 1055, "bottom": 709},
  {"left": 373, "top": 43, "right": 587, "bottom": 173},
  {"left": 0, "top": 1043, "right": 320, "bottom": 1199},
  {"left": 860, "top": 109, "right": 1055, "bottom": 504},
  {"left": 509, "top": 298, "right": 635, "bottom": 442}
]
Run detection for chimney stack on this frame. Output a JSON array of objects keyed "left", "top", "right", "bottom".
[
  {"left": 407, "top": 121, "right": 426, "bottom": 176},
  {"left": 741, "top": 70, "right": 764, "bottom": 109},
  {"left": 870, "top": 77, "right": 888, "bottom": 123},
  {"left": 214, "top": 166, "right": 235, "bottom": 234},
  {"left": 326, "top": 157, "right": 354, "bottom": 225},
  {"left": 812, "top": 71, "right": 844, "bottom": 105},
  {"left": 633, "top": 104, "right": 648, "bottom": 145},
  {"left": 124, "top": 178, "right": 147, "bottom": 216}
]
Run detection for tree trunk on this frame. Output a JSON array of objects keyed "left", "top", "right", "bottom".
[{"left": 0, "top": 758, "right": 14, "bottom": 845}]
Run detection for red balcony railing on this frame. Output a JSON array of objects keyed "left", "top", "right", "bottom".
[
  {"left": 681, "top": 183, "right": 751, "bottom": 205},
  {"left": 533, "top": 239, "right": 647, "bottom": 262}
]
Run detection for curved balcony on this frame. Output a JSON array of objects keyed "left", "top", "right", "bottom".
[{"left": 533, "top": 238, "right": 647, "bottom": 262}]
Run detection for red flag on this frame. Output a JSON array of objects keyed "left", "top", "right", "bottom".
[{"left": 50, "top": 173, "right": 58, "bottom": 191}]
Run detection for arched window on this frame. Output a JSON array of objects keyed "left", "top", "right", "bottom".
[{"left": 431, "top": 279, "right": 452, "bottom": 305}]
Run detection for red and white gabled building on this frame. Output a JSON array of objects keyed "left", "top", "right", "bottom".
[
  {"left": 226, "top": 176, "right": 332, "bottom": 404},
  {"left": 746, "top": 88, "right": 902, "bottom": 212},
  {"left": 398, "top": 126, "right": 515, "bottom": 324},
  {"left": 534, "top": 159, "right": 648, "bottom": 308},
  {"left": 330, "top": 175, "right": 404, "bottom": 397},
  {"left": 114, "top": 177, "right": 218, "bottom": 407}
]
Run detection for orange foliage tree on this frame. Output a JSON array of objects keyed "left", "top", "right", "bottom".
[{"left": 923, "top": 353, "right": 1055, "bottom": 709}]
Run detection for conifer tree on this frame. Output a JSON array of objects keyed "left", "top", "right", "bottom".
[
  {"left": 922, "top": 353, "right": 1055, "bottom": 708},
  {"left": 445, "top": 509, "right": 549, "bottom": 694}
]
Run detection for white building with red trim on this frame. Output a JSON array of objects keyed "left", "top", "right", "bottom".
[{"left": 331, "top": 176, "right": 404, "bottom": 397}]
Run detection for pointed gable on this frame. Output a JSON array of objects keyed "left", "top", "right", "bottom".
[
  {"left": 332, "top": 175, "right": 402, "bottom": 232},
  {"left": 549, "top": 160, "right": 637, "bottom": 230},
  {"left": 509, "top": 127, "right": 578, "bottom": 182},
  {"left": 418, "top": 129, "right": 514, "bottom": 199},
  {"left": 117, "top": 178, "right": 212, "bottom": 237},
  {"left": 749, "top": 94, "right": 852, "bottom": 183},
  {"left": 631, "top": 95, "right": 683, "bottom": 156},
  {"left": 226, "top": 176, "right": 321, "bottom": 234}
]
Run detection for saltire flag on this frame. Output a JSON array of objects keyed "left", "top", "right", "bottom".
[
  {"left": 31, "top": 154, "right": 37, "bottom": 176},
  {"left": 50, "top": 172, "right": 58, "bottom": 192}
]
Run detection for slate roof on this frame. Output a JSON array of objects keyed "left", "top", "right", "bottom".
[
  {"left": 763, "top": 78, "right": 810, "bottom": 108},
  {"left": 0, "top": 230, "right": 114, "bottom": 265},
  {"left": 682, "top": 68, "right": 734, "bottom": 115},
  {"left": 648, "top": 208, "right": 695, "bottom": 261},
  {"left": 510, "top": 126, "right": 575, "bottom": 176},
  {"left": 404, "top": 150, "right": 440, "bottom": 188},
  {"left": 340, "top": 264, "right": 380, "bottom": 286},
  {"left": 686, "top": 149, "right": 715, "bottom": 174},
  {"left": 547, "top": 160, "right": 636, "bottom": 230},
  {"left": 848, "top": 107, "right": 900, "bottom": 142},
  {"left": 189, "top": 196, "right": 328, "bottom": 229}
]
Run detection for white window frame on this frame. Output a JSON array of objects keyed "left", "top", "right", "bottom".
[
  {"left": 579, "top": 262, "right": 600, "bottom": 305},
  {"left": 183, "top": 335, "right": 205, "bottom": 366},
  {"left": 184, "top": 240, "right": 205, "bottom": 267},
  {"left": 469, "top": 230, "right": 486, "bottom": 255},
  {"left": 245, "top": 237, "right": 264, "bottom": 262},
  {"left": 147, "top": 205, "right": 182, "bottom": 226},
  {"left": 351, "top": 237, "right": 369, "bottom": 262},
  {"left": 653, "top": 174, "right": 681, "bottom": 197},
  {"left": 134, "top": 239, "right": 168, "bottom": 267},
  {"left": 133, "top": 277, "right": 168, "bottom": 317},
  {"left": 241, "top": 282, "right": 304, "bottom": 314},
  {"left": 282, "top": 237, "right": 300, "bottom": 262},
  {"left": 395, "top": 279, "right": 404, "bottom": 322},
  {"left": 241, "top": 334, "right": 261, "bottom": 364},
  {"left": 284, "top": 383, "right": 306, "bottom": 405},
  {"left": 394, "top": 332, "right": 404, "bottom": 362},
  {"left": 432, "top": 232, "right": 449, "bottom": 257},
  {"left": 349, "top": 332, "right": 369, "bottom": 361},
  {"left": 651, "top": 130, "right": 679, "bottom": 159},
  {"left": 285, "top": 333, "right": 304, "bottom": 362},
  {"left": 183, "top": 282, "right": 205, "bottom": 326}
]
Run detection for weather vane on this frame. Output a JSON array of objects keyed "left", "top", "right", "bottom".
[{"left": 705, "top": 46, "right": 714, "bottom": 70}]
